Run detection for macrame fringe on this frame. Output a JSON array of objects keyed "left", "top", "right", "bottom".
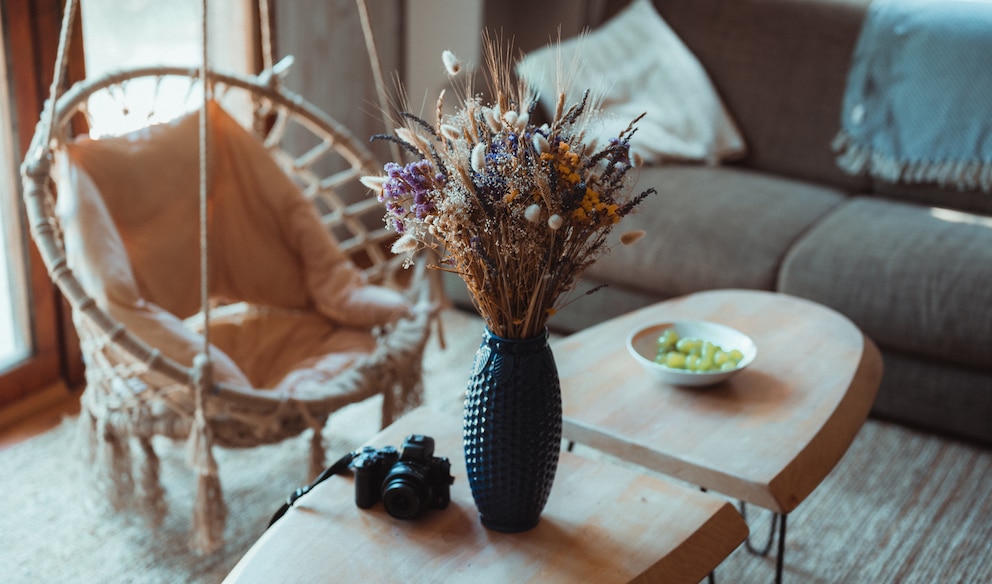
[
  {"left": 95, "top": 416, "right": 135, "bottom": 512},
  {"left": 833, "top": 131, "right": 992, "bottom": 193},
  {"left": 191, "top": 471, "right": 227, "bottom": 555},
  {"left": 296, "top": 404, "right": 328, "bottom": 480},
  {"left": 186, "top": 412, "right": 227, "bottom": 555},
  {"left": 187, "top": 354, "right": 227, "bottom": 555},
  {"left": 138, "top": 436, "right": 168, "bottom": 528},
  {"left": 78, "top": 408, "right": 99, "bottom": 467}
]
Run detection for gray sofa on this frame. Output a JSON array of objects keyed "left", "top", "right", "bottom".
[{"left": 456, "top": 0, "right": 992, "bottom": 445}]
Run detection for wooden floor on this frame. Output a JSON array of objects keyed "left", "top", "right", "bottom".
[{"left": 0, "top": 382, "right": 81, "bottom": 451}]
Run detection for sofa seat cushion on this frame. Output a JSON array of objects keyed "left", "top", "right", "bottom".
[
  {"left": 585, "top": 165, "right": 846, "bottom": 297},
  {"left": 778, "top": 197, "right": 992, "bottom": 369},
  {"left": 872, "top": 349, "right": 992, "bottom": 445}
]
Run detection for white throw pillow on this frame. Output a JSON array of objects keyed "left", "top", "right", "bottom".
[{"left": 516, "top": 0, "right": 746, "bottom": 165}]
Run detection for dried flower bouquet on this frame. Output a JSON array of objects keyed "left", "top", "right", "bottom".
[{"left": 362, "top": 40, "right": 656, "bottom": 340}]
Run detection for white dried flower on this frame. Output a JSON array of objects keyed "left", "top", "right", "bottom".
[
  {"left": 513, "top": 112, "right": 529, "bottom": 133},
  {"left": 391, "top": 234, "right": 419, "bottom": 254},
  {"left": 482, "top": 107, "right": 502, "bottom": 133},
  {"left": 524, "top": 204, "right": 541, "bottom": 223},
  {"left": 548, "top": 214, "right": 563, "bottom": 230},
  {"left": 440, "top": 124, "right": 463, "bottom": 141},
  {"left": 442, "top": 50, "right": 461, "bottom": 76},
  {"left": 503, "top": 110, "right": 518, "bottom": 128},
  {"left": 532, "top": 133, "right": 550, "bottom": 154},
  {"left": 471, "top": 142, "right": 487, "bottom": 172},
  {"left": 359, "top": 175, "right": 388, "bottom": 192},
  {"left": 395, "top": 127, "right": 429, "bottom": 155},
  {"left": 620, "top": 230, "right": 646, "bottom": 245}
]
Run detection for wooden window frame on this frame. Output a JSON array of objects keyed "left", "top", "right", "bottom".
[{"left": 0, "top": 0, "right": 85, "bottom": 409}]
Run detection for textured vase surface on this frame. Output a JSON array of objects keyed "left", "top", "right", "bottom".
[{"left": 463, "top": 327, "right": 562, "bottom": 532}]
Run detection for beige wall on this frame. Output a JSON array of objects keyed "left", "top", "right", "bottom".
[
  {"left": 404, "top": 0, "right": 483, "bottom": 118},
  {"left": 274, "top": 0, "right": 404, "bottom": 166}
]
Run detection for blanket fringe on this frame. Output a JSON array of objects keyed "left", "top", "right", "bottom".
[{"left": 833, "top": 131, "right": 992, "bottom": 193}]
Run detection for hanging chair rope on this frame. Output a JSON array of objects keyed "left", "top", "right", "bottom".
[
  {"left": 41, "top": 0, "right": 79, "bottom": 151},
  {"left": 259, "top": 0, "right": 275, "bottom": 74},
  {"left": 198, "top": 0, "right": 212, "bottom": 359},
  {"left": 186, "top": 0, "right": 226, "bottom": 554},
  {"left": 355, "top": 0, "right": 402, "bottom": 164}
]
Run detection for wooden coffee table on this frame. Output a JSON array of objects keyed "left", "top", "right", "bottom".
[
  {"left": 556, "top": 289, "right": 883, "bottom": 582},
  {"left": 224, "top": 406, "right": 748, "bottom": 584}
]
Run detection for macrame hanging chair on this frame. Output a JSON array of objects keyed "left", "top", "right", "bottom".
[{"left": 20, "top": 0, "right": 438, "bottom": 554}]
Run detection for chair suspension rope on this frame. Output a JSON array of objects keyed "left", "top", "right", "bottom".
[
  {"left": 42, "top": 0, "right": 79, "bottom": 151},
  {"left": 355, "top": 0, "right": 402, "bottom": 163},
  {"left": 199, "top": 0, "right": 212, "bottom": 358},
  {"left": 259, "top": 0, "right": 275, "bottom": 74}
]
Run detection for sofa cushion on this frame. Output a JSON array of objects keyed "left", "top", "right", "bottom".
[
  {"left": 585, "top": 165, "right": 846, "bottom": 296},
  {"left": 778, "top": 197, "right": 992, "bottom": 370},
  {"left": 872, "top": 349, "right": 992, "bottom": 445}
]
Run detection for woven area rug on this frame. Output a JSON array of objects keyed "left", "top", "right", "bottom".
[{"left": 1, "top": 308, "right": 990, "bottom": 583}]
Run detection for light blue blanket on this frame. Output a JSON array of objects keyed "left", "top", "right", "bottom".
[{"left": 834, "top": 0, "right": 992, "bottom": 193}]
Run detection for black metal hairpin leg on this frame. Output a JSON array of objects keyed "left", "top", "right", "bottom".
[{"left": 739, "top": 501, "right": 788, "bottom": 584}]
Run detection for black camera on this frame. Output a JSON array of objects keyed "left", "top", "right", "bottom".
[{"left": 352, "top": 434, "right": 453, "bottom": 519}]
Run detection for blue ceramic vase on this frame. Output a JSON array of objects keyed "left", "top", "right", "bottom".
[{"left": 463, "top": 327, "right": 562, "bottom": 532}]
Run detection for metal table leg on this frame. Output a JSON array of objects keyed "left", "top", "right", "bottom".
[{"left": 739, "top": 501, "right": 788, "bottom": 584}]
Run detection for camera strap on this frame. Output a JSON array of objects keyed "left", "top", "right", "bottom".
[{"left": 267, "top": 449, "right": 361, "bottom": 528}]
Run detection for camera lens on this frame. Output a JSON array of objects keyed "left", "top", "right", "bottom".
[{"left": 381, "top": 464, "right": 431, "bottom": 519}]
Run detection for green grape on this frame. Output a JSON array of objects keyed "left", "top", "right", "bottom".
[
  {"left": 665, "top": 352, "right": 686, "bottom": 369},
  {"left": 657, "top": 329, "right": 680, "bottom": 351},
  {"left": 675, "top": 338, "right": 694, "bottom": 354}
]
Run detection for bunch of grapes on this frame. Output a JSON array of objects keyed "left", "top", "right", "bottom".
[{"left": 654, "top": 329, "right": 744, "bottom": 372}]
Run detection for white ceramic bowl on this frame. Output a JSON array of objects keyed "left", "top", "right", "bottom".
[{"left": 626, "top": 320, "right": 757, "bottom": 387}]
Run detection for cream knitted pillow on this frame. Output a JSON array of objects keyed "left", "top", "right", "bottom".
[{"left": 516, "top": 0, "right": 746, "bottom": 165}]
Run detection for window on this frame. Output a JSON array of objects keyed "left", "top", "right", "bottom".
[
  {"left": 80, "top": 0, "right": 255, "bottom": 136},
  {"left": 0, "top": 36, "right": 30, "bottom": 374},
  {"left": 0, "top": 0, "right": 67, "bottom": 408}
]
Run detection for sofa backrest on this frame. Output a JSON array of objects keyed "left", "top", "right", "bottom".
[{"left": 487, "top": 0, "right": 992, "bottom": 216}]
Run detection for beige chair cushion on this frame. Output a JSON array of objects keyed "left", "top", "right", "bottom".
[{"left": 56, "top": 101, "right": 409, "bottom": 390}]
